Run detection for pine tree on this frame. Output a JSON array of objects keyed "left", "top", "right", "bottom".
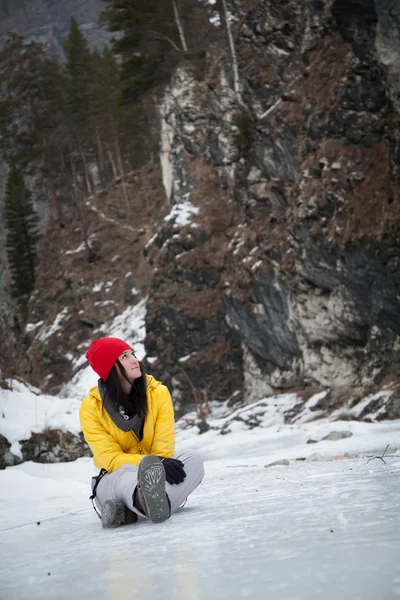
[
  {"left": 63, "top": 17, "right": 94, "bottom": 128},
  {"left": 63, "top": 17, "right": 97, "bottom": 195},
  {"left": 0, "top": 33, "right": 45, "bottom": 167},
  {"left": 98, "top": 0, "right": 211, "bottom": 170},
  {"left": 89, "top": 47, "right": 120, "bottom": 184},
  {"left": 4, "top": 167, "right": 40, "bottom": 302},
  {"left": 0, "top": 33, "right": 67, "bottom": 222},
  {"left": 100, "top": 0, "right": 187, "bottom": 103}
]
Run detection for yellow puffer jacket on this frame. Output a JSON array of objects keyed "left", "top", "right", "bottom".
[{"left": 80, "top": 374, "right": 175, "bottom": 472}]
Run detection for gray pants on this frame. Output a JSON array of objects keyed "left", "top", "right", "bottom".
[{"left": 93, "top": 449, "right": 204, "bottom": 518}]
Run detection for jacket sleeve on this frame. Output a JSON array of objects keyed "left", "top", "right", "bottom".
[
  {"left": 150, "top": 385, "right": 175, "bottom": 458},
  {"left": 80, "top": 398, "right": 143, "bottom": 472}
]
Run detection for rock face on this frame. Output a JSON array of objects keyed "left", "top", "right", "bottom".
[
  {"left": 144, "top": 0, "right": 400, "bottom": 415},
  {"left": 0, "top": 157, "right": 13, "bottom": 383},
  {"left": 375, "top": 0, "right": 400, "bottom": 117},
  {"left": 6, "top": 0, "right": 399, "bottom": 421}
]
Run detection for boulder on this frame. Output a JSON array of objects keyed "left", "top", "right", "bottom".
[
  {"left": 20, "top": 429, "right": 92, "bottom": 464},
  {"left": 0, "top": 434, "right": 22, "bottom": 470},
  {"left": 323, "top": 430, "right": 353, "bottom": 441}
]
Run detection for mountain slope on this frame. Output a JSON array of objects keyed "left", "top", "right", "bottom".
[{"left": 0, "top": 0, "right": 109, "bottom": 58}]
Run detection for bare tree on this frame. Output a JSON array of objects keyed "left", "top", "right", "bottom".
[
  {"left": 172, "top": 0, "right": 188, "bottom": 51},
  {"left": 218, "top": 0, "right": 244, "bottom": 106},
  {"left": 108, "top": 105, "right": 130, "bottom": 218},
  {"left": 178, "top": 366, "right": 212, "bottom": 420}
]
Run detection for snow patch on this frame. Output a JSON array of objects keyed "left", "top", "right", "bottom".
[
  {"left": 92, "top": 281, "right": 113, "bottom": 293},
  {"left": 36, "top": 308, "right": 69, "bottom": 342},
  {"left": 178, "top": 353, "right": 196, "bottom": 363},
  {"left": 164, "top": 200, "right": 200, "bottom": 227},
  {"left": 0, "top": 381, "right": 81, "bottom": 455},
  {"left": 25, "top": 321, "right": 44, "bottom": 333}
]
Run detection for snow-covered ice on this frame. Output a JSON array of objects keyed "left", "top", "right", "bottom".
[
  {"left": 1, "top": 291, "right": 400, "bottom": 598},
  {"left": 1, "top": 419, "right": 400, "bottom": 599}
]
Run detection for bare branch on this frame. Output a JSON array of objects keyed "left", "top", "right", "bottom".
[
  {"left": 149, "top": 30, "right": 182, "bottom": 53},
  {"left": 258, "top": 98, "right": 283, "bottom": 120},
  {"left": 258, "top": 74, "right": 302, "bottom": 120},
  {"left": 85, "top": 200, "right": 143, "bottom": 234},
  {"left": 366, "top": 444, "right": 390, "bottom": 465},
  {"left": 178, "top": 366, "right": 209, "bottom": 420}
]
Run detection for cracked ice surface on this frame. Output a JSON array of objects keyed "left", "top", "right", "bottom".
[{"left": 1, "top": 455, "right": 400, "bottom": 600}]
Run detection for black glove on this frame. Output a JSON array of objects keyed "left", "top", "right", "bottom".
[{"left": 161, "top": 458, "right": 186, "bottom": 485}]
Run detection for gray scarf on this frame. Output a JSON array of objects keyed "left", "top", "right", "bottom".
[{"left": 98, "top": 379, "right": 144, "bottom": 439}]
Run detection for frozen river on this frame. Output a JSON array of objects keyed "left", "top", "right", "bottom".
[{"left": 1, "top": 456, "right": 399, "bottom": 600}]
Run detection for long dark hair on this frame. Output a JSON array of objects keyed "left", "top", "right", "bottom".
[{"left": 104, "top": 360, "right": 148, "bottom": 421}]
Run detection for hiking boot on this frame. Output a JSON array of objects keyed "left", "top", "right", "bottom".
[
  {"left": 101, "top": 499, "right": 138, "bottom": 529},
  {"left": 134, "top": 455, "right": 171, "bottom": 524}
]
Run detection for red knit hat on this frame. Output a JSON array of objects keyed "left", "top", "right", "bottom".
[{"left": 86, "top": 337, "right": 132, "bottom": 381}]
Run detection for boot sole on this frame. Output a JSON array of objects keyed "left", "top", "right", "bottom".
[
  {"left": 101, "top": 499, "right": 126, "bottom": 529},
  {"left": 137, "top": 455, "right": 170, "bottom": 524}
]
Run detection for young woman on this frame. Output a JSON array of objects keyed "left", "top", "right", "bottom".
[{"left": 80, "top": 337, "right": 204, "bottom": 528}]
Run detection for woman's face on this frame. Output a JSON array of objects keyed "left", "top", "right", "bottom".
[{"left": 117, "top": 349, "right": 141, "bottom": 384}]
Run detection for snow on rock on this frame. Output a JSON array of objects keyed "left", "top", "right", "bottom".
[
  {"left": 64, "top": 240, "right": 90, "bottom": 255},
  {"left": 36, "top": 308, "right": 69, "bottom": 342},
  {"left": 25, "top": 321, "right": 44, "bottom": 333},
  {"left": 60, "top": 297, "right": 147, "bottom": 400},
  {"left": 219, "top": 393, "right": 299, "bottom": 434},
  {"left": 164, "top": 199, "right": 200, "bottom": 227},
  {"left": 106, "top": 297, "right": 147, "bottom": 356},
  {"left": 19, "top": 428, "right": 90, "bottom": 464},
  {"left": 0, "top": 380, "right": 81, "bottom": 459},
  {"left": 175, "top": 389, "right": 400, "bottom": 465}
]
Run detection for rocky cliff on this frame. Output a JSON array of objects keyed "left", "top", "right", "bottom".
[
  {"left": 6, "top": 0, "right": 400, "bottom": 420},
  {"left": 145, "top": 0, "right": 400, "bottom": 414}
]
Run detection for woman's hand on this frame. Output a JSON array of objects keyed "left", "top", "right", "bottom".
[{"left": 160, "top": 458, "right": 186, "bottom": 484}]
